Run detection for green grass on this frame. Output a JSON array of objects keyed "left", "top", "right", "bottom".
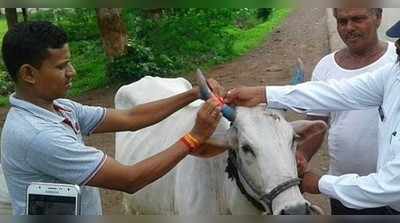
[
  {"left": 193, "top": 9, "right": 291, "bottom": 75},
  {"left": 228, "top": 8, "right": 292, "bottom": 56},
  {"left": 0, "top": 95, "right": 8, "bottom": 107},
  {"left": 67, "top": 40, "right": 108, "bottom": 97},
  {"left": 0, "top": 18, "right": 7, "bottom": 45},
  {"left": 0, "top": 18, "right": 9, "bottom": 107},
  {"left": 67, "top": 68, "right": 108, "bottom": 97}
]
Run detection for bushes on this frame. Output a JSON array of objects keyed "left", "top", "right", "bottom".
[
  {"left": 107, "top": 39, "right": 174, "bottom": 82},
  {"left": 67, "top": 40, "right": 108, "bottom": 96},
  {"left": 30, "top": 8, "right": 99, "bottom": 41},
  {"left": 113, "top": 8, "right": 272, "bottom": 80},
  {"left": 0, "top": 8, "right": 286, "bottom": 99},
  {"left": 257, "top": 8, "right": 273, "bottom": 21},
  {"left": 28, "top": 8, "right": 278, "bottom": 84},
  {"left": 124, "top": 9, "right": 238, "bottom": 71},
  {"left": 0, "top": 69, "right": 13, "bottom": 96}
]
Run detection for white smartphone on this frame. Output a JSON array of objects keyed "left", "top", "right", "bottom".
[{"left": 26, "top": 182, "right": 80, "bottom": 215}]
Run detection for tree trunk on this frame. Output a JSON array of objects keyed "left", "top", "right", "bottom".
[
  {"left": 95, "top": 8, "right": 128, "bottom": 61},
  {"left": 22, "top": 8, "right": 28, "bottom": 22},
  {"left": 5, "top": 8, "right": 18, "bottom": 29}
]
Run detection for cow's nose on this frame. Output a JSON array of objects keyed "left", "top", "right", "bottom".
[{"left": 279, "top": 202, "right": 311, "bottom": 215}]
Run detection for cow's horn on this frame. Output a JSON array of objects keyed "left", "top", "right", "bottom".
[
  {"left": 196, "top": 69, "right": 237, "bottom": 122},
  {"left": 196, "top": 69, "right": 212, "bottom": 101}
]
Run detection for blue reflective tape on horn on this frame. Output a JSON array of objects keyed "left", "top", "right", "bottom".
[
  {"left": 220, "top": 104, "right": 236, "bottom": 122},
  {"left": 196, "top": 68, "right": 236, "bottom": 122}
]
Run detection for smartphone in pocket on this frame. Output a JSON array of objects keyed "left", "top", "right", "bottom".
[{"left": 26, "top": 182, "right": 80, "bottom": 215}]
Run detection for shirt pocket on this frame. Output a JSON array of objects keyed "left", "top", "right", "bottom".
[
  {"left": 377, "top": 105, "right": 387, "bottom": 143},
  {"left": 390, "top": 130, "right": 400, "bottom": 157}
]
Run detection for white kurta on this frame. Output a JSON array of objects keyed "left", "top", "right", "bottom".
[
  {"left": 267, "top": 62, "right": 400, "bottom": 210},
  {"left": 309, "top": 42, "right": 397, "bottom": 176}
]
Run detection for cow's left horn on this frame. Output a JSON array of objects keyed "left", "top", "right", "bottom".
[{"left": 196, "top": 69, "right": 236, "bottom": 122}]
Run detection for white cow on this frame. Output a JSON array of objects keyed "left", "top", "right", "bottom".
[{"left": 115, "top": 76, "right": 320, "bottom": 215}]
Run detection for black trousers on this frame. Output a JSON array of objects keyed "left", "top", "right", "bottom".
[{"left": 330, "top": 199, "right": 400, "bottom": 215}]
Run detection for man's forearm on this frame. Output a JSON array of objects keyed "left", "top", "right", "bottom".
[
  {"left": 266, "top": 76, "right": 382, "bottom": 113},
  {"left": 225, "top": 86, "right": 266, "bottom": 107},
  {"left": 124, "top": 141, "right": 190, "bottom": 193},
  {"left": 88, "top": 141, "right": 191, "bottom": 194},
  {"left": 256, "top": 86, "right": 267, "bottom": 104},
  {"left": 128, "top": 88, "right": 199, "bottom": 131},
  {"left": 302, "top": 171, "right": 321, "bottom": 194}
]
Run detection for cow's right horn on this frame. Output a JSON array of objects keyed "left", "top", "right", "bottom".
[{"left": 196, "top": 69, "right": 236, "bottom": 122}]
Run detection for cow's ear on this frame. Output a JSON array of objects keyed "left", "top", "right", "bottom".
[
  {"left": 206, "top": 128, "right": 236, "bottom": 151},
  {"left": 192, "top": 139, "right": 230, "bottom": 158}
]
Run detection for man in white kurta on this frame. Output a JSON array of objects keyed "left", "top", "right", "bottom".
[
  {"left": 224, "top": 20, "right": 400, "bottom": 213},
  {"left": 306, "top": 8, "right": 397, "bottom": 214}
]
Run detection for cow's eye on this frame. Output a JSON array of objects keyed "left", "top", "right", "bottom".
[{"left": 241, "top": 144, "right": 256, "bottom": 157}]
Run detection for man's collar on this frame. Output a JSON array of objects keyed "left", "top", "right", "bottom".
[{"left": 9, "top": 93, "right": 66, "bottom": 123}]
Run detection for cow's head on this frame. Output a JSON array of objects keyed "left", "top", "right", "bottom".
[
  {"left": 197, "top": 70, "right": 317, "bottom": 215},
  {"left": 223, "top": 106, "right": 312, "bottom": 215}
]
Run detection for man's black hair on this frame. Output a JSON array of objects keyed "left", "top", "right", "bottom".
[{"left": 1, "top": 21, "right": 68, "bottom": 82}]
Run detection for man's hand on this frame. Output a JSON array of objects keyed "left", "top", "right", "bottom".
[
  {"left": 190, "top": 98, "right": 221, "bottom": 144},
  {"left": 301, "top": 171, "right": 321, "bottom": 194},
  {"left": 224, "top": 86, "right": 266, "bottom": 107}
]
